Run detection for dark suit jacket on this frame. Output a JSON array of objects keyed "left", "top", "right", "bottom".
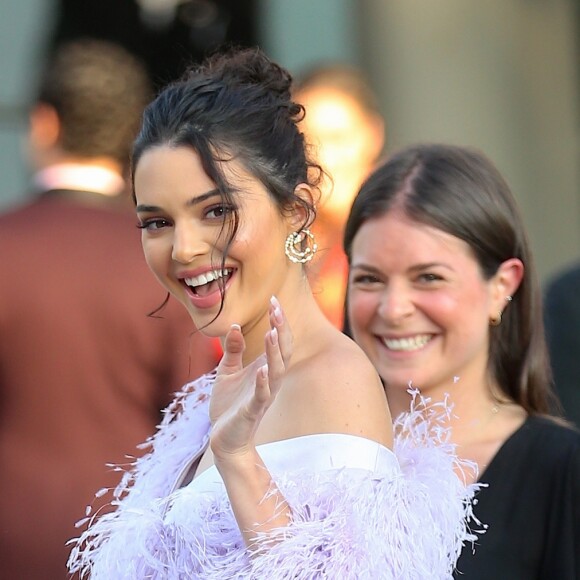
[
  {"left": 0, "top": 191, "right": 219, "bottom": 579},
  {"left": 544, "top": 262, "right": 580, "bottom": 427}
]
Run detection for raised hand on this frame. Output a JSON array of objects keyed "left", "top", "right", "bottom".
[{"left": 209, "top": 296, "right": 292, "bottom": 461}]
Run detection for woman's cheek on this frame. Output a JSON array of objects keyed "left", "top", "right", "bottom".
[{"left": 348, "top": 291, "right": 376, "bottom": 332}]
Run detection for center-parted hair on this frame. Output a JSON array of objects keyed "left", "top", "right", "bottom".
[{"left": 344, "top": 143, "right": 555, "bottom": 415}]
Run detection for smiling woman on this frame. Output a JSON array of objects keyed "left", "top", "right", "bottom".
[
  {"left": 67, "top": 50, "right": 479, "bottom": 579},
  {"left": 344, "top": 143, "right": 580, "bottom": 579},
  {"left": 134, "top": 145, "right": 295, "bottom": 335}
]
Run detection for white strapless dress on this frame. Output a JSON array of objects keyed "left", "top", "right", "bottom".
[{"left": 68, "top": 372, "right": 481, "bottom": 579}]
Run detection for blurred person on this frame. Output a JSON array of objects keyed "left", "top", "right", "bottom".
[
  {"left": 294, "top": 64, "right": 385, "bottom": 328},
  {"left": 0, "top": 39, "right": 218, "bottom": 579},
  {"left": 544, "top": 262, "right": 580, "bottom": 426},
  {"left": 344, "top": 143, "right": 580, "bottom": 579}
]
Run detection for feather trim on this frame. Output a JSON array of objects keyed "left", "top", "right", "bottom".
[{"left": 68, "top": 379, "right": 482, "bottom": 579}]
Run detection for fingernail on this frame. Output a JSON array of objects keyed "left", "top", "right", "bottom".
[
  {"left": 270, "top": 327, "right": 278, "bottom": 346},
  {"left": 260, "top": 364, "right": 268, "bottom": 379},
  {"left": 270, "top": 295, "right": 280, "bottom": 309},
  {"left": 231, "top": 323, "right": 241, "bottom": 331},
  {"left": 273, "top": 307, "right": 283, "bottom": 325}
]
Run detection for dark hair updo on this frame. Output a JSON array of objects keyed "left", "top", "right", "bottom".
[{"left": 132, "top": 47, "right": 322, "bottom": 242}]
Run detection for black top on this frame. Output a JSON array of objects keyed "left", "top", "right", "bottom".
[{"left": 454, "top": 416, "right": 580, "bottom": 579}]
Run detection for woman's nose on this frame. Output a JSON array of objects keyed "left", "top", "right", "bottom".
[
  {"left": 171, "top": 224, "right": 206, "bottom": 264},
  {"left": 377, "top": 284, "right": 415, "bottom": 324}
]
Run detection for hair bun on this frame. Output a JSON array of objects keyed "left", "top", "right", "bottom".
[{"left": 203, "top": 47, "right": 293, "bottom": 101}]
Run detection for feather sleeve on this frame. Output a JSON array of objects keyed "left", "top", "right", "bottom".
[{"left": 68, "top": 389, "right": 482, "bottom": 579}]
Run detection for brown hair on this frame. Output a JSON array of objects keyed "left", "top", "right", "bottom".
[
  {"left": 37, "top": 39, "right": 152, "bottom": 167},
  {"left": 344, "top": 143, "right": 556, "bottom": 415}
]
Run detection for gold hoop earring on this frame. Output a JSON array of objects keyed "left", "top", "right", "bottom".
[
  {"left": 491, "top": 296, "right": 512, "bottom": 326},
  {"left": 284, "top": 229, "right": 318, "bottom": 264}
]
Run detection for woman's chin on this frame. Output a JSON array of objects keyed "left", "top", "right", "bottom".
[{"left": 193, "top": 318, "right": 227, "bottom": 338}]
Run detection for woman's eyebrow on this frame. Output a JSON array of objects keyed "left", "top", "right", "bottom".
[{"left": 136, "top": 189, "right": 221, "bottom": 213}]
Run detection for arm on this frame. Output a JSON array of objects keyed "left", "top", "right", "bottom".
[
  {"left": 209, "top": 297, "right": 292, "bottom": 548},
  {"left": 215, "top": 449, "right": 290, "bottom": 550}
]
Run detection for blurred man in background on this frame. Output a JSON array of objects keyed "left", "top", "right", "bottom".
[
  {"left": 294, "top": 64, "right": 385, "bottom": 328},
  {"left": 544, "top": 262, "right": 580, "bottom": 427},
  {"left": 0, "top": 39, "right": 218, "bottom": 579}
]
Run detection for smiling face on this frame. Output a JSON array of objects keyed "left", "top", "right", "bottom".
[
  {"left": 348, "top": 211, "right": 503, "bottom": 400},
  {"left": 134, "top": 145, "right": 294, "bottom": 339}
]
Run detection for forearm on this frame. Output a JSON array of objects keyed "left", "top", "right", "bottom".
[{"left": 215, "top": 448, "right": 291, "bottom": 550}]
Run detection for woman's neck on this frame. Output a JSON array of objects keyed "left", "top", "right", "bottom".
[{"left": 239, "top": 274, "right": 325, "bottom": 366}]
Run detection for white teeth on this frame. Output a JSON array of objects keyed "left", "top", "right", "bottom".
[
  {"left": 382, "top": 335, "right": 431, "bottom": 351},
  {"left": 184, "top": 269, "right": 231, "bottom": 288}
]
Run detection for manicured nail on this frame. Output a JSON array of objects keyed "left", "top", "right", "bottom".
[
  {"left": 270, "top": 296, "right": 283, "bottom": 325},
  {"left": 231, "top": 323, "right": 241, "bottom": 331},
  {"left": 270, "top": 327, "right": 278, "bottom": 346}
]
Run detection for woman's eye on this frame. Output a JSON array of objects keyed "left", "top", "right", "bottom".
[
  {"left": 204, "top": 204, "right": 233, "bottom": 220},
  {"left": 352, "top": 274, "right": 381, "bottom": 285},
  {"left": 417, "top": 272, "right": 443, "bottom": 283},
  {"left": 136, "top": 218, "right": 171, "bottom": 231}
]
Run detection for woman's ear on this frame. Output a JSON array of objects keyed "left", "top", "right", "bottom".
[
  {"left": 489, "top": 257, "right": 524, "bottom": 317},
  {"left": 289, "top": 183, "right": 317, "bottom": 231}
]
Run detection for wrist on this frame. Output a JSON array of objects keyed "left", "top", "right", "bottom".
[{"left": 212, "top": 445, "right": 260, "bottom": 473}]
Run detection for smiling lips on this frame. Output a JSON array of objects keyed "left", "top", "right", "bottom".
[
  {"left": 184, "top": 268, "right": 232, "bottom": 295},
  {"left": 181, "top": 267, "right": 234, "bottom": 308},
  {"left": 380, "top": 334, "right": 432, "bottom": 352}
]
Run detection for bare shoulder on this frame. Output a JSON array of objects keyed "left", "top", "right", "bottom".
[
  {"left": 264, "top": 327, "right": 393, "bottom": 447},
  {"left": 309, "top": 329, "right": 382, "bottom": 390}
]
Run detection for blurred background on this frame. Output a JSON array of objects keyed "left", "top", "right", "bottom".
[{"left": 1, "top": 0, "right": 579, "bottom": 283}]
